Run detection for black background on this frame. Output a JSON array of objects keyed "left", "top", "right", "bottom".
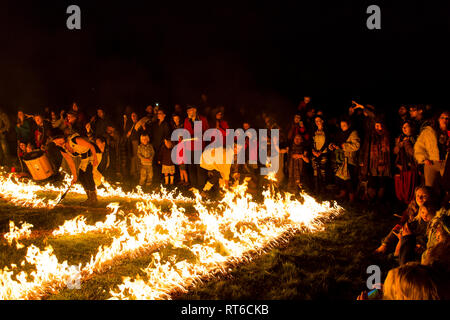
[{"left": 1, "top": 0, "right": 449, "bottom": 119}]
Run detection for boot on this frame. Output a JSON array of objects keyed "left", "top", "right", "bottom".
[
  {"left": 80, "top": 191, "right": 93, "bottom": 206},
  {"left": 80, "top": 190, "right": 98, "bottom": 207},
  {"left": 90, "top": 190, "right": 98, "bottom": 206}
]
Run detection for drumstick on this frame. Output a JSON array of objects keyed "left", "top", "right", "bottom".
[{"left": 55, "top": 184, "right": 72, "bottom": 205}]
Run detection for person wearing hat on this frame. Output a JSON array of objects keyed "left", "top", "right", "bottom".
[
  {"left": 184, "top": 105, "right": 209, "bottom": 189},
  {"left": 51, "top": 128, "right": 99, "bottom": 206}
]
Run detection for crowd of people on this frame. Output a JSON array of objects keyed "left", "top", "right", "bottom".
[{"left": 0, "top": 94, "right": 449, "bottom": 299}]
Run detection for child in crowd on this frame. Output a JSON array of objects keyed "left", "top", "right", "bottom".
[
  {"left": 177, "top": 141, "right": 189, "bottom": 186},
  {"left": 395, "top": 201, "right": 437, "bottom": 262},
  {"left": 137, "top": 133, "right": 155, "bottom": 188},
  {"left": 158, "top": 138, "right": 175, "bottom": 185},
  {"left": 411, "top": 201, "right": 437, "bottom": 249},
  {"left": 423, "top": 209, "right": 450, "bottom": 256},
  {"left": 172, "top": 117, "right": 189, "bottom": 186},
  {"left": 287, "top": 114, "right": 309, "bottom": 145},
  {"left": 14, "top": 141, "right": 30, "bottom": 178},
  {"left": 171, "top": 114, "right": 183, "bottom": 130},
  {"left": 17, "top": 141, "right": 27, "bottom": 160},
  {"left": 375, "top": 186, "right": 431, "bottom": 254}
]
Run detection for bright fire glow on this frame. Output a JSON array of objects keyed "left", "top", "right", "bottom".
[
  {"left": 0, "top": 173, "right": 197, "bottom": 209},
  {"left": 0, "top": 172, "right": 343, "bottom": 300}
]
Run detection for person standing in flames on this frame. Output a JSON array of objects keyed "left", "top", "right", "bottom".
[{"left": 50, "top": 129, "right": 99, "bottom": 206}]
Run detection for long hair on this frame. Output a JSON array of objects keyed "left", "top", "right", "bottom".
[
  {"left": 431, "top": 110, "right": 449, "bottom": 137},
  {"left": 383, "top": 262, "right": 441, "bottom": 300},
  {"left": 414, "top": 200, "right": 437, "bottom": 222}
]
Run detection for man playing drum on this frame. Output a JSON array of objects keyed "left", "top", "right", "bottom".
[{"left": 50, "top": 129, "right": 99, "bottom": 206}]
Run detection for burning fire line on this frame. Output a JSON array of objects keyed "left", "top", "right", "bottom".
[
  {"left": 2, "top": 199, "right": 186, "bottom": 246},
  {"left": 0, "top": 177, "right": 343, "bottom": 300},
  {"left": 0, "top": 199, "right": 192, "bottom": 299},
  {"left": 3, "top": 221, "right": 33, "bottom": 249},
  {"left": 109, "top": 187, "right": 342, "bottom": 300},
  {"left": 0, "top": 173, "right": 197, "bottom": 210}
]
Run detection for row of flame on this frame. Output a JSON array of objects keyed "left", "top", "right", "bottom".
[{"left": 0, "top": 173, "right": 343, "bottom": 300}]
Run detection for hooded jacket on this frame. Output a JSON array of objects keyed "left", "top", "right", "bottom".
[{"left": 414, "top": 126, "right": 440, "bottom": 164}]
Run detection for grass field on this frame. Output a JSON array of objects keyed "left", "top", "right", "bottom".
[{"left": 0, "top": 179, "right": 400, "bottom": 300}]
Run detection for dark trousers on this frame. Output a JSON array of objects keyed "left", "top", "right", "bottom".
[
  {"left": 153, "top": 154, "right": 162, "bottom": 184},
  {"left": 188, "top": 164, "right": 207, "bottom": 189},
  {"left": 206, "top": 170, "right": 221, "bottom": 187},
  {"left": 337, "top": 164, "right": 357, "bottom": 193},
  {"left": 188, "top": 150, "right": 206, "bottom": 189},
  {"left": 312, "top": 154, "right": 328, "bottom": 189},
  {"left": 79, "top": 163, "right": 95, "bottom": 192}
]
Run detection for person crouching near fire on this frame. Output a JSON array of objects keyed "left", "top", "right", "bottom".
[
  {"left": 199, "top": 142, "right": 243, "bottom": 198},
  {"left": 50, "top": 128, "right": 99, "bottom": 206}
]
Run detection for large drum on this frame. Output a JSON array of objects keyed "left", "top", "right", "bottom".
[{"left": 23, "top": 150, "right": 55, "bottom": 181}]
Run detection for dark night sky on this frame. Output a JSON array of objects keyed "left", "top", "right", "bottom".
[{"left": 1, "top": 0, "right": 449, "bottom": 119}]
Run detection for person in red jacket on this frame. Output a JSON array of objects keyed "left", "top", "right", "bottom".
[
  {"left": 184, "top": 105, "right": 209, "bottom": 189},
  {"left": 287, "top": 114, "right": 309, "bottom": 145},
  {"left": 209, "top": 109, "right": 229, "bottom": 146},
  {"left": 297, "top": 96, "right": 312, "bottom": 115}
]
